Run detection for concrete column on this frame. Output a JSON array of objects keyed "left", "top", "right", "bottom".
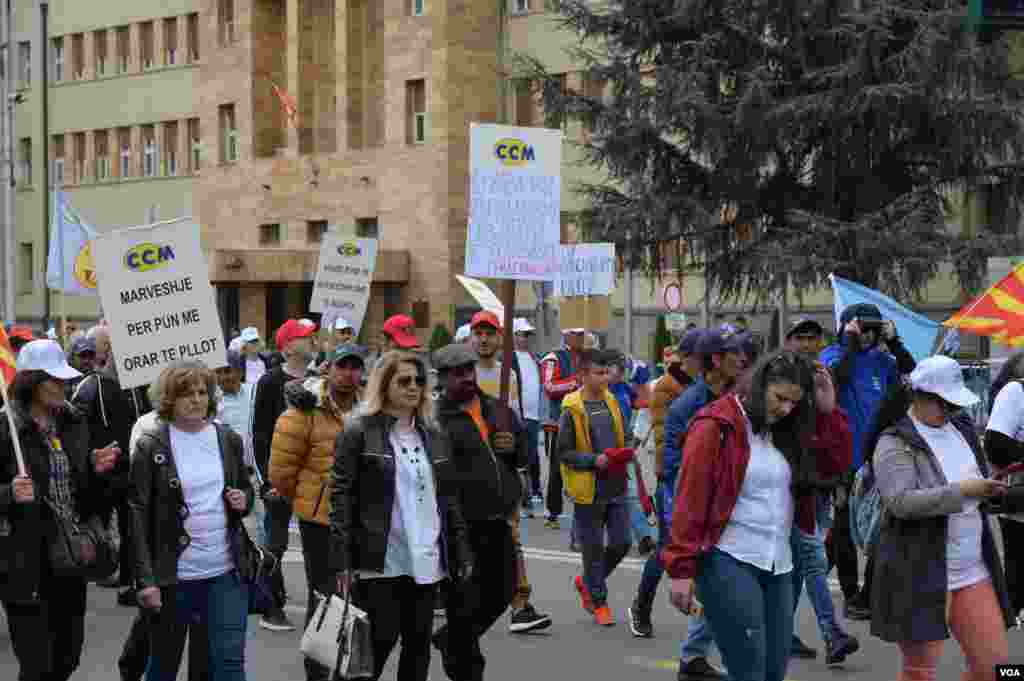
[
  {"left": 286, "top": 0, "right": 300, "bottom": 153},
  {"left": 334, "top": 0, "right": 347, "bottom": 150},
  {"left": 83, "top": 130, "right": 94, "bottom": 184},
  {"left": 129, "top": 22, "right": 141, "bottom": 72},
  {"left": 129, "top": 125, "right": 141, "bottom": 177},
  {"left": 82, "top": 31, "right": 94, "bottom": 80},
  {"left": 153, "top": 18, "right": 165, "bottom": 67}
]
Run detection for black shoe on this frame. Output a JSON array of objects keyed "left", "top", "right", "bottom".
[
  {"left": 677, "top": 657, "right": 727, "bottom": 680},
  {"left": 627, "top": 599, "right": 653, "bottom": 638},
  {"left": 116, "top": 589, "right": 136, "bottom": 607},
  {"left": 790, "top": 634, "right": 817, "bottom": 659},
  {"left": 97, "top": 573, "right": 120, "bottom": 588},
  {"left": 637, "top": 536, "right": 656, "bottom": 556},
  {"left": 826, "top": 630, "right": 860, "bottom": 665},
  {"left": 509, "top": 604, "right": 552, "bottom": 633},
  {"left": 844, "top": 601, "right": 871, "bottom": 621},
  {"left": 569, "top": 540, "right": 581, "bottom": 553}
]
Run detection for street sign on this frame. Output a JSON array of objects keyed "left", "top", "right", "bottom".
[
  {"left": 662, "top": 281, "right": 683, "bottom": 311},
  {"left": 666, "top": 313, "right": 687, "bottom": 332}
]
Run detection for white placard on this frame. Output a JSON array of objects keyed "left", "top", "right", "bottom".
[
  {"left": 456, "top": 275, "right": 504, "bottom": 318},
  {"left": 555, "top": 243, "right": 616, "bottom": 298},
  {"left": 465, "top": 123, "right": 562, "bottom": 281},
  {"left": 310, "top": 236, "right": 379, "bottom": 334},
  {"left": 92, "top": 219, "right": 226, "bottom": 389}
]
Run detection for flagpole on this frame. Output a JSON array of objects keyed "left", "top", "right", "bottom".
[
  {"left": 59, "top": 190, "right": 67, "bottom": 343},
  {"left": 0, "top": 371, "right": 27, "bottom": 476}
]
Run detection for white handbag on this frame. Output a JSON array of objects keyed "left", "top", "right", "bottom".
[{"left": 301, "top": 585, "right": 375, "bottom": 680}]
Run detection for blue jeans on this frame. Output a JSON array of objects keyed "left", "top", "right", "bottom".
[
  {"left": 637, "top": 480, "right": 672, "bottom": 601},
  {"left": 697, "top": 549, "right": 794, "bottom": 681},
  {"left": 524, "top": 419, "right": 542, "bottom": 497},
  {"left": 574, "top": 497, "right": 631, "bottom": 606},
  {"left": 791, "top": 524, "right": 838, "bottom": 642},
  {"left": 145, "top": 570, "right": 249, "bottom": 681}
]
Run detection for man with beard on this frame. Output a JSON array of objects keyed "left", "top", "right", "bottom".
[
  {"left": 252, "top": 318, "right": 319, "bottom": 632},
  {"left": 432, "top": 343, "right": 527, "bottom": 681}
]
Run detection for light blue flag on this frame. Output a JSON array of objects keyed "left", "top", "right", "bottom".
[
  {"left": 830, "top": 274, "right": 941, "bottom": 362},
  {"left": 46, "top": 190, "right": 98, "bottom": 296}
]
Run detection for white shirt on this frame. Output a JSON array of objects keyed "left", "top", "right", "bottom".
[
  {"left": 245, "top": 357, "right": 267, "bottom": 385},
  {"left": 716, "top": 398, "right": 794, "bottom": 575},
  {"left": 170, "top": 424, "right": 234, "bottom": 581},
  {"left": 986, "top": 381, "right": 1024, "bottom": 522},
  {"left": 911, "top": 416, "right": 989, "bottom": 590},
  {"left": 361, "top": 424, "right": 444, "bottom": 585},
  {"left": 515, "top": 351, "right": 542, "bottom": 422}
]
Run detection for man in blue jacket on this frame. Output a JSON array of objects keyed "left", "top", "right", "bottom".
[{"left": 819, "top": 302, "right": 914, "bottom": 620}]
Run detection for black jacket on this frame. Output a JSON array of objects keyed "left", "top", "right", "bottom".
[
  {"left": 328, "top": 412, "right": 472, "bottom": 577},
  {"left": 129, "top": 421, "right": 254, "bottom": 590},
  {"left": 0, "top": 401, "right": 111, "bottom": 604},
  {"left": 252, "top": 365, "right": 312, "bottom": 489},
  {"left": 435, "top": 390, "right": 526, "bottom": 523}
]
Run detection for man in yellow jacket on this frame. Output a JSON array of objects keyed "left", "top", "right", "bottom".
[
  {"left": 269, "top": 343, "right": 364, "bottom": 681},
  {"left": 557, "top": 349, "right": 635, "bottom": 627}
]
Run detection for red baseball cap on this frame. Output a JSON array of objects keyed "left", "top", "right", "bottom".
[
  {"left": 382, "top": 315, "right": 419, "bottom": 349},
  {"left": 9, "top": 325, "right": 34, "bottom": 342},
  {"left": 275, "top": 318, "right": 318, "bottom": 350},
  {"left": 470, "top": 310, "right": 501, "bottom": 331}
]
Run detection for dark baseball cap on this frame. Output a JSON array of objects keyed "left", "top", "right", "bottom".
[
  {"left": 696, "top": 329, "right": 728, "bottom": 356},
  {"left": 433, "top": 343, "right": 479, "bottom": 371},
  {"left": 839, "top": 303, "right": 882, "bottom": 327},
  {"left": 678, "top": 328, "right": 704, "bottom": 355},
  {"left": 786, "top": 318, "right": 825, "bottom": 339},
  {"left": 331, "top": 343, "right": 368, "bottom": 365}
]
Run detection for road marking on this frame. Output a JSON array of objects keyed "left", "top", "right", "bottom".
[{"left": 629, "top": 657, "right": 803, "bottom": 680}]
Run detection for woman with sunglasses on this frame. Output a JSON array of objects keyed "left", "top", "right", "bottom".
[
  {"left": 329, "top": 351, "right": 472, "bottom": 681},
  {"left": 866, "top": 356, "right": 1012, "bottom": 681}
]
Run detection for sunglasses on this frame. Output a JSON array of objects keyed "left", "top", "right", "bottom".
[{"left": 395, "top": 375, "right": 427, "bottom": 389}]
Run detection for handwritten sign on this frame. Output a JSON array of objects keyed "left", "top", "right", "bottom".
[
  {"left": 456, "top": 275, "right": 504, "bottom": 318},
  {"left": 555, "top": 243, "right": 616, "bottom": 297},
  {"left": 558, "top": 296, "right": 612, "bottom": 331},
  {"left": 310, "top": 236, "right": 378, "bottom": 333},
  {"left": 92, "top": 219, "right": 226, "bottom": 389},
  {"left": 465, "top": 123, "right": 562, "bottom": 281}
]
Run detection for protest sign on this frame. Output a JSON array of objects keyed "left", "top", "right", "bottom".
[
  {"left": 456, "top": 275, "right": 505, "bottom": 318},
  {"left": 465, "top": 123, "right": 562, "bottom": 281},
  {"left": 92, "top": 219, "right": 226, "bottom": 389},
  {"left": 555, "top": 243, "right": 616, "bottom": 298},
  {"left": 310, "top": 236, "right": 378, "bottom": 333},
  {"left": 558, "top": 296, "right": 611, "bottom": 331}
]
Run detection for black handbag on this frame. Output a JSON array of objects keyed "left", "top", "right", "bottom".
[
  {"left": 237, "top": 523, "right": 280, "bottom": 615},
  {"left": 43, "top": 497, "right": 118, "bottom": 582}
]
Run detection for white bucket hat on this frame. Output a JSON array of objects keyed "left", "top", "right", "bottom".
[
  {"left": 909, "top": 356, "right": 979, "bottom": 408},
  {"left": 454, "top": 323, "right": 471, "bottom": 343},
  {"left": 16, "top": 339, "right": 81, "bottom": 380},
  {"left": 239, "top": 327, "right": 261, "bottom": 344}
]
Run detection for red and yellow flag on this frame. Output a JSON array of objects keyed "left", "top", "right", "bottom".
[
  {"left": 271, "top": 82, "right": 300, "bottom": 129},
  {"left": 0, "top": 327, "right": 17, "bottom": 386},
  {"left": 946, "top": 262, "right": 1024, "bottom": 347}
]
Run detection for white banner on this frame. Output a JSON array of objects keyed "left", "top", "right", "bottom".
[
  {"left": 456, "top": 275, "right": 504, "bottom": 318},
  {"left": 555, "top": 243, "right": 616, "bottom": 298},
  {"left": 93, "top": 219, "right": 226, "bottom": 389},
  {"left": 310, "top": 236, "right": 378, "bottom": 334},
  {"left": 465, "top": 123, "right": 562, "bottom": 281}
]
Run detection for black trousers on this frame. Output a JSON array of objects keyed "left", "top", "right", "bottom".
[
  {"left": 3, "top": 573, "right": 87, "bottom": 681},
  {"left": 1001, "top": 518, "right": 1024, "bottom": 614},
  {"left": 433, "top": 519, "right": 517, "bottom": 681},
  {"left": 299, "top": 521, "right": 334, "bottom": 681},
  {"left": 827, "top": 487, "right": 861, "bottom": 602},
  {"left": 263, "top": 494, "right": 293, "bottom": 609},
  {"left": 118, "top": 609, "right": 209, "bottom": 681},
  {"left": 117, "top": 499, "right": 136, "bottom": 588},
  {"left": 545, "top": 429, "right": 563, "bottom": 519},
  {"left": 353, "top": 576, "right": 436, "bottom": 681}
]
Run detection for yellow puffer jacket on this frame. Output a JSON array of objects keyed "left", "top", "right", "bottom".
[
  {"left": 269, "top": 378, "right": 358, "bottom": 526},
  {"left": 650, "top": 372, "right": 685, "bottom": 477}
]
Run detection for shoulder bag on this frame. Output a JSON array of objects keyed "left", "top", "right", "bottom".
[
  {"left": 301, "top": 577, "right": 374, "bottom": 680},
  {"left": 43, "top": 496, "right": 118, "bottom": 582}
]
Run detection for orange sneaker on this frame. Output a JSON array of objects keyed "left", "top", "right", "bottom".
[
  {"left": 574, "top": 575, "right": 594, "bottom": 613},
  {"left": 593, "top": 605, "right": 614, "bottom": 626}
]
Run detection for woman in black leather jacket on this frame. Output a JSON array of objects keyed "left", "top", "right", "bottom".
[
  {"left": 329, "top": 351, "right": 472, "bottom": 681},
  {"left": 0, "top": 339, "right": 118, "bottom": 681}
]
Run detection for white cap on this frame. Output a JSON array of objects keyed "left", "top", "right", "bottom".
[
  {"left": 454, "top": 323, "right": 471, "bottom": 343},
  {"left": 16, "top": 339, "right": 81, "bottom": 380},
  {"left": 562, "top": 327, "right": 585, "bottom": 334},
  {"left": 333, "top": 318, "right": 354, "bottom": 331},
  {"left": 513, "top": 318, "right": 535, "bottom": 334},
  {"left": 909, "top": 356, "right": 979, "bottom": 408},
  {"left": 240, "top": 327, "right": 260, "bottom": 343}
]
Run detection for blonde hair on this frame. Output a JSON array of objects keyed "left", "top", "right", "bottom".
[{"left": 363, "top": 351, "right": 433, "bottom": 424}]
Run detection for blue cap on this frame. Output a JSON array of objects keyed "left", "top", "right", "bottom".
[
  {"left": 725, "top": 331, "right": 759, "bottom": 358},
  {"left": 696, "top": 330, "right": 728, "bottom": 355},
  {"left": 226, "top": 349, "right": 246, "bottom": 371},
  {"left": 678, "top": 328, "right": 704, "bottom": 355}
]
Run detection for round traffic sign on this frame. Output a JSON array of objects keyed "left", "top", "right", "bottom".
[{"left": 663, "top": 282, "right": 683, "bottom": 311}]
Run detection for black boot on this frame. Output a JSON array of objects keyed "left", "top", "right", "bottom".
[{"left": 826, "top": 628, "right": 861, "bottom": 665}]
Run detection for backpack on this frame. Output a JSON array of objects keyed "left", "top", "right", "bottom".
[{"left": 849, "top": 460, "right": 882, "bottom": 551}]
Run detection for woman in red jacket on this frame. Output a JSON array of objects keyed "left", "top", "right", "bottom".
[{"left": 664, "top": 351, "right": 817, "bottom": 681}]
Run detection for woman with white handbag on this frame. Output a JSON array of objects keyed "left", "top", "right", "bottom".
[{"left": 327, "top": 351, "right": 473, "bottom": 681}]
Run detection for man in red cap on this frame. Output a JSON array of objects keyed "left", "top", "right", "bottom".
[
  {"left": 252, "top": 318, "right": 319, "bottom": 633},
  {"left": 381, "top": 314, "right": 420, "bottom": 352}
]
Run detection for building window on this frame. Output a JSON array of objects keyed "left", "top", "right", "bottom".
[
  {"left": 52, "top": 135, "right": 64, "bottom": 187},
  {"left": 187, "top": 14, "right": 200, "bottom": 62},
  {"left": 73, "top": 132, "right": 85, "bottom": 183},
  {"left": 219, "top": 104, "right": 238, "bottom": 163},
  {"left": 116, "top": 26, "right": 130, "bottom": 73},
  {"left": 71, "top": 34, "right": 84, "bottom": 79},
  {"left": 18, "top": 243, "right": 33, "bottom": 294},
  {"left": 51, "top": 37, "right": 63, "bottom": 82},
  {"left": 406, "top": 79, "right": 426, "bottom": 145},
  {"left": 164, "top": 18, "right": 178, "bottom": 65},
  {"left": 95, "top": 130, "right": 110, "bottom": 181},
  {"left": 163, "top": 122, "right": 178, "bottom": 176},
  {"left": 142, "top": 125, "right": 157, "bottom": 177},
  {"left": 188, "top": 118, "right": 201, "bottom": 172},
  {"left": 18, "top": 42, "right": 30, "bottom": 88},
  {"left": 307, "top": 220, "right": 328, "bottom": 244},
  {"left": 356, "top": 217, "right": 379, "bottom": 238},
  {"left": 94, "top": 30, "right": 108, "bottom": 76},
  {"left": 546, "top": 73, "right": 567, "bottom": 130},
  {"left": 259, "top": 223, "right": 280, "bottom": 246},
  {"left": 18, "top": 137, "right": 31, "bottom": 186},
  {"left": 219, "top": 0, "right": 236, "bottom": 46},
  {"left": 411, "top": 0, "right": 425, "bottom": 16},
  {"left": 140, "top": 22, "right": 154, "bottom": 69},
  {"left": 514, "top": 79, "right": 535, "bottom": 127},
  {"left": 118, "top": 127, "right": 131, "bottom": 178}
]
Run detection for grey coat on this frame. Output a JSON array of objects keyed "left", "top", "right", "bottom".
[{"left": 870, "top": 414, "right": 1015, "bottom": 643}]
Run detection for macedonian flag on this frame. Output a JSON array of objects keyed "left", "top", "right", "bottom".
[
  {"left": 0, "top": 327, "right": 17, "bottom": 386},
  {"left": 946, "top": 262, "right": 1024, "bottom": 347}
]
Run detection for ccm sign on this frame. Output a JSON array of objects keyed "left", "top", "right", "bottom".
[
  {"left": 494, "top": 138, "right": 536, "bottom": 167},
  {"left": 124, "top": 242, "right": 176, "bottom": 272}
]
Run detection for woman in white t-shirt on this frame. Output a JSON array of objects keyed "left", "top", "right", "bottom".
[{"left": 870, "top": 356, "right": 1014, "bottom": 681}]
